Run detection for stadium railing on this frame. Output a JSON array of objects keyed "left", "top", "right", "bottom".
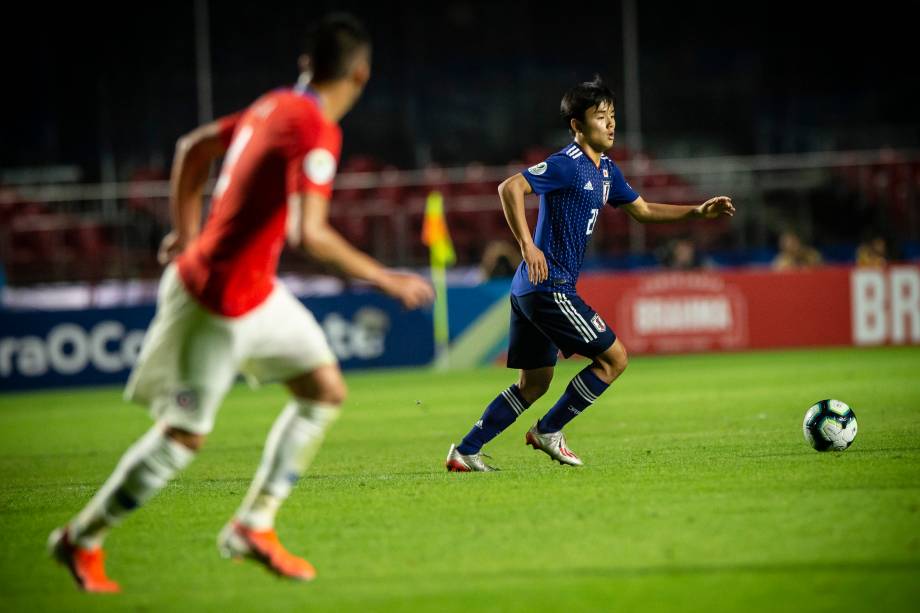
[{"left": 1, "top": 149, "right": 918, "bottom": 287}]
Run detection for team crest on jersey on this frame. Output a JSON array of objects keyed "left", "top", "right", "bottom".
[
  {"left": 528, "top": 162, "right": 548, "bottom": 176},
  {"left": 602, "top": 168, "right": 609, "bottom": 177},
  {"left": 602, "top": 181, "right": 611, "bottom": 202},
  {"left": 304, "top": 149, "right": 337, "bottom": 185},
  {"left": 174, "top": 389, "right": 199, "bottom": 411},
  {"left": 591, "top": 314, "right": 606, "bottom": 332}
]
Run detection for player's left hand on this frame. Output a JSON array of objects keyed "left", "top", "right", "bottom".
[
  {"left": 158, "top": 231, "right": 187, "bottom": 265},
  {"left": 697, "top": 196, "right": 735, "bottom": 219},
  {"left": 381, "top": 271, "right": 435, "bottom": 310}
]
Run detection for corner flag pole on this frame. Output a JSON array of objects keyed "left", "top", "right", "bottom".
[
  {"left": 431, "top": 252, "right": 450, "bottom": 368},
  {"left": 422, "top": 191, "right": 455, "bottom": 369}
]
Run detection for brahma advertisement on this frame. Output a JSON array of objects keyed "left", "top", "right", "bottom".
[
  {"left": 579, "top": 265, "right": 920, "bottom": 352},
  {"left": 613, "top": 273, "right": 748, "bottom": 353}
]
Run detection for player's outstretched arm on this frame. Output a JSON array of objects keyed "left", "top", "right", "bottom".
[
  {"left": 290, "top": 192, "right": 434, "bottom": 309},
  {"left": 621, "top": 195, "right": 735, "bottom": 224},
  {"left": 159, "top": 121, "right": 233, "bottom": 264},
  {"left": 498, "top": 174, "right": 547, "bottom": 284}
]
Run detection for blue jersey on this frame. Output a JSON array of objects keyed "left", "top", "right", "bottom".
[{"left": 511, "top": 142, "right": 639, "bottom": 296}]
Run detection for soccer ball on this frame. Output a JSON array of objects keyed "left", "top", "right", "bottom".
[{"left": 802, "top": 399, "right": 858, "bottom": 451}]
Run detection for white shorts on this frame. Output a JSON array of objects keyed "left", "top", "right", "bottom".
[{"left": 125, "top": 264, "right": 337, "bottom": 434}]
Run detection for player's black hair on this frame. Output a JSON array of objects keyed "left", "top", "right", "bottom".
[
  {"left": 560, "top": 75, "right": 615, "bottom": 135},
  {"left": 304, "top": 13, "right": 371, "bottom": 84}
]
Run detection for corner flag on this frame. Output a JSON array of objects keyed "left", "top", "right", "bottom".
[
  {"left": 422, "top": 191, "right": 455, "bottom": 267},
  {"left": 422, "top": 191, "right": 454, "bottom": 367}
]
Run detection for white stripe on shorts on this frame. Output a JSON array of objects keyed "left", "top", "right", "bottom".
[
  {"left": 554, "top": 292, "right": 596, "bottom": 342},
  {"left": 561, "top": 294, "right": 597, "bottom": 340}
]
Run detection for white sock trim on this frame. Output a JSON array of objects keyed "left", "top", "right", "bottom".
[
  {"left": 235, "top": 399, "right": 340, "bottom": 530},
  {"left": 70, "top": 427, "right": 196, "bottom": 548}
]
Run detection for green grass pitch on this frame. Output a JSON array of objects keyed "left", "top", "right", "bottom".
[{"left": 1, "top": 346, "right": 919, "bottom": 612}]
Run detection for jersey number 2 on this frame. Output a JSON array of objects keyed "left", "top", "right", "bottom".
[{"left": 586, "top": 208, "right": 599, "bottom": 235}]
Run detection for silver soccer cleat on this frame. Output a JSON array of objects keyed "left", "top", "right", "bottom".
[
  {"left": 445, "top": 444, "right": 499, "bottom": 472},
  {"left": 525, "top": 423, "right": 583, "bottom": 466}
]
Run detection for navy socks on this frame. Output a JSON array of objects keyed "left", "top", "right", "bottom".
[
  {"left": 537, "top": 367, "right": 609, "bottom": 433},
  {"left": 457, "top": 385, "right": 531, "bottom": 455}
]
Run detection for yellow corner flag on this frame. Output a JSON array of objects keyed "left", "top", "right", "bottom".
[
  {"left": 422, "top": 191, "right": 454, "bottom": 368},
  {"left": 422, "top": 191, "right": 456, "bottom": 267}
]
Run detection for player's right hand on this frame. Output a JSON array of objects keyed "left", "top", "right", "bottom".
[
  {"left": 381, "top": 271, "right": 435, "bottom": 309},
  {"left": 157, "top": 231, "right": 186, "bottom": 265},
  {"left": 522, "top": 242, "right": 548, "bottom": 284}
]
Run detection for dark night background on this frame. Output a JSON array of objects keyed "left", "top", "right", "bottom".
[{"left": 3, "top": 1, "right": 918, "bottom": 181}]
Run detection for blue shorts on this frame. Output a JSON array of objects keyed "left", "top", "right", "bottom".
[{"left": 507, "top": 291, "right": 617, "bottom": 370}]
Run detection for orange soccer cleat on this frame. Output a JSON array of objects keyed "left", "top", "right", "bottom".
[
  {"left": 48, "top": 527, "right": 121, "bottom": 593},
  {"left": 217, "top": 521, "right": 316, "bottom": 581}
]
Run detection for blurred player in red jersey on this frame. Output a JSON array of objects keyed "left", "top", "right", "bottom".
[{"left": 49, "top": 14, "right": 433, "bottom": 592}]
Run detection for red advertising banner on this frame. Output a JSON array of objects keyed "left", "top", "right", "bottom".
[{"left": 578, "top": 265, "right": 920, "bottom": 354}]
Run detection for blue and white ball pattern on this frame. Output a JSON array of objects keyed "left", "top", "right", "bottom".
[{"left": 803, "top": 399, "right": 858, "bottom": 451}]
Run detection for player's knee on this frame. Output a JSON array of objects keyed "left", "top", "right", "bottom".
[
  {"left": 518, "top": 383, "right": 548, "bottom": 404},
  {"left": 314, "top": 370, "right": 348, "bottom": 405},
  {"left": 610, "top": 341, "right": 629, "bottom": 378},
  {"left": 596, "top": 342, "right": 628, "bottom": 382},
  {"left": 316, "top": 380, "right": 348, "bottom": 406},
  {"left": 286, "top": 365, "right": 347, "bottom": 406},
  {"left": 164, "top": 426, "right": 206, "bottom": 452},
  {"left": 518, "top": 372, "right": 553, "bottom": 403},
  {"left": 310, "top": 374, "right": 348, "bottom": 406}
]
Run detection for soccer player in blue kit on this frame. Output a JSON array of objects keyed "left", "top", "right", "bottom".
[{"left": 446, "top": 76, "right": 735, "bottom": 471}]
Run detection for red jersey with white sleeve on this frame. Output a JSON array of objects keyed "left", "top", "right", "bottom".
[{"left": 177, "top": 88, "right": 341, "bottom": 317}]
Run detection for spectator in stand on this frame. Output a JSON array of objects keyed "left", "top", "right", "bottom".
[
  {"left": 856, "top": 234, "right": 890, "bottom": 267},
  {"left": 772, "top": 230, "right": 823, "bottom": 270},
  {"left": 480, "top": 240, "right": 521, "bottom": 280},
  {"left": 659, "top": 237, "right": 709, "bottom": 271},
  {"left": 126, "top": 161, "right": 170, "bottom": 266}
]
